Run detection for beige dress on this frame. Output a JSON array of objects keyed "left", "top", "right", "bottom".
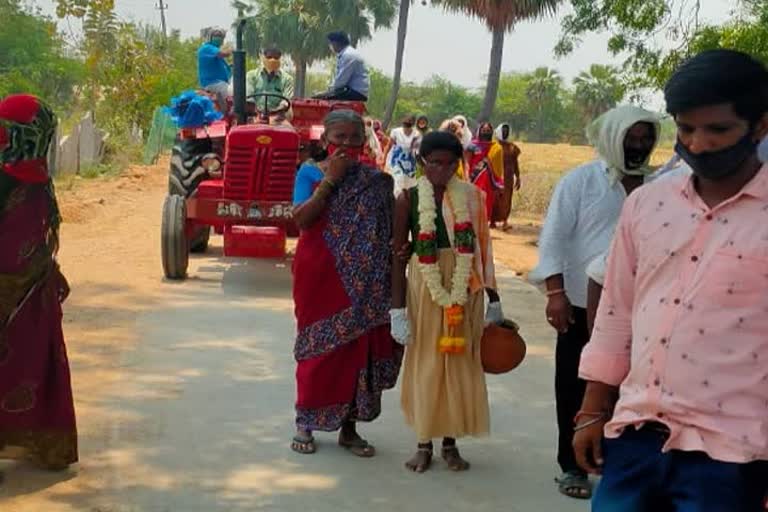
[{"left": 400, "top": 182, "right": 495, "bottom": 441}]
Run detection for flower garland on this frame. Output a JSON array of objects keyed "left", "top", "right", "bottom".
[{"left": 415, "top": 176, "right": 475, "bottom": 354}]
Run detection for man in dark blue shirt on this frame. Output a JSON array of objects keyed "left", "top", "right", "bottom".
[{"left": 197, "top": 27, "right": 232, "bottom": 111}]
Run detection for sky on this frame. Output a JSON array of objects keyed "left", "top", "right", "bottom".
[{"left": 36, "top": 0, "right": 735, "bottom": 89}]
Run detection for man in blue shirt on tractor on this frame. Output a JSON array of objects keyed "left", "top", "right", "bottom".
[
  {"left": 314, "top": 31, "right": 370, "bottom": 102},
  {"left": 197, "top": 27, "right": 232, "bottom": 112}
]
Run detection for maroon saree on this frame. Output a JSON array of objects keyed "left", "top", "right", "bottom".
[
  {"left": 292, "top": 165, "right": 402, "bottom": 432},
  {"left": 0, "top": 185, "right": 77, "bottom": 469}
]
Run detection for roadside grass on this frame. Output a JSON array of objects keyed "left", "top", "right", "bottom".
[{"left": 512, "top": 142, "right": 675, "bottom": 217}]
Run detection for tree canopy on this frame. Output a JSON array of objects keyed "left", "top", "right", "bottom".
[{"left": 558, "top": 0, "right": 768, "bottom": 89}]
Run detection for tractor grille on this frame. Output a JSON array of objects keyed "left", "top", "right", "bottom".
[{"left": 224, "top": 146, "right": 298, "bottom": 201}]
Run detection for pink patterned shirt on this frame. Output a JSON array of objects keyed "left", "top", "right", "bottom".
[{"left": 580, "top": 165, "right": 768, "bottom": 463}]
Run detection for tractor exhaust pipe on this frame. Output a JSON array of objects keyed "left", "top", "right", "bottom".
[{"left": 233, "top": 18, "right": 247, "bottom": 125}]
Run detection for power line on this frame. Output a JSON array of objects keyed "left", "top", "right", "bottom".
[{"left": 156, "top": 0, "right": 168, "bottom": 41}]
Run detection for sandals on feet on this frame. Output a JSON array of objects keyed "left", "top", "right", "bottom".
[
  {"left": 338, "top": 436, "right": 376, "bottom": 458},
  {"left": 556, "top": 471, "right": 592, "bottom": 499},
  {"left": 441, "top": 445, "right": 471, "bottom": 472},
  {"left": 290, "top": 434, "right": 316, "bottom": 455}
]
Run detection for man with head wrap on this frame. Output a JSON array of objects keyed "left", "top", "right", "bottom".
[
  {"left": 0, "top": 94, "right": 78, "bottom": 473},
  {"left": 575, "top": 49, "right": 768, "bottom": 511},
  {"left": 197, "top": 27, "right": 232, "bottom": 112},
  {"left": 529, "top": 105, "right": 661, "bottom": 499}
]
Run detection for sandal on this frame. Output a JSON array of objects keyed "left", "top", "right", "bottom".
[
  {"left": 290, "top": 434, "right": 316, "bottom": 455},
  {"left": 338, "top": 435, "right": 376, "bottom": 458},
  {"left": 555, "top": 471, "right": 592, "bottom": 499},
  {"left": 441, "top": 445, "right": 471, "bottom": 472},
  {"left": 405, "top": 444, "right": 433, "bottom": 473}
]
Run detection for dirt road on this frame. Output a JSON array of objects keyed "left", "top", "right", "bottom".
[{"left": 0, "top": 161, "right": 586, "bottom": 512}]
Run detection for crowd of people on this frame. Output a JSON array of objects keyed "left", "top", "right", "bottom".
[
  {"left": 3, "top": 23, "right": 768, "bottom": 511},
  {"left": 288, "top": 47, "right": 768, "bottom": 512}
]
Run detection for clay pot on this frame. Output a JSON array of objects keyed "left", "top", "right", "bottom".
[{"left": 481, "top": 319, "right": 526, "bottom": 374}]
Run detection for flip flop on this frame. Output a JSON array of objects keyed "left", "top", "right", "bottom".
[
  {"left": 338, "top": 436, "right": 376, "bottom": 458},
  {"left": 290, "top": 434, "right": 316, "bottom": 455},
  {"left": 555, "top": 471, "right": 592, "bottom": 499}
]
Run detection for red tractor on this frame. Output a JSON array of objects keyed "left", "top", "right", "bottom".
[{"left": 161, "top": 22, "right": 365, "bottom": 280}]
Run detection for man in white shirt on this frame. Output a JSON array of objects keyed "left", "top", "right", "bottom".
[
  {"left": 529, "top": 105, "right": 661, "bottom": 500},
  {"left": 385, "top": 115, "right": 419, "bottom": 195}
]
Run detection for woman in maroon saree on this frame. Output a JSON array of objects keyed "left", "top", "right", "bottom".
[
  {"left": 291, "top": 110, "right": 402, "bottom": 457},
  {"left": 0, "top": 94, "right": 77, "bottom": 471}
]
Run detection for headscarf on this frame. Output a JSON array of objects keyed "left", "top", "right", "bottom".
[
  {"left": 495, "top": 123, "right": 512, "bottom": 143},
  {"left": 452, "top": 115, "right": 473, "bottom": 148},
  {"left": 585, "top": 105, "right": 661, "bottom": 184},
  {"left": 0, "top": 94, "right": 57, "bottom": 184}
]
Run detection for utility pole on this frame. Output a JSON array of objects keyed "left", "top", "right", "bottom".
[{"left": 156, "top": 0, "right": 168, "bottom": 41}]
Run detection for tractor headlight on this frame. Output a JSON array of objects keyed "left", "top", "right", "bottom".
[{"left": 202, "top": 155, "right": 222, "bottom": 178}]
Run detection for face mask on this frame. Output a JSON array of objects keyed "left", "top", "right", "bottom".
[
  {"left": 675, "top": 133, "right": 757, "bottom": 181},
  {"left": 263, "top": 57, "right": 281, "bottom": 73},
  {"left": 210, "top": 38, "right": 223, "bottom": 48},
  {"left": 624, "top": 147, "right": 652, "bottom": 171},
  {"left": 327, "top": 144, "right": 362, "bottom": 162}
]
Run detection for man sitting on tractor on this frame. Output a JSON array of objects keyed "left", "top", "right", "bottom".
[
  {"left": 314, "top": 32, "right": 370, "bottom": 102},
  {"left": 197, "top": 27, "right": 232, "bottom": 112},
  {"left": 246, "top": 47, "right": 294, "bottom": 121}
]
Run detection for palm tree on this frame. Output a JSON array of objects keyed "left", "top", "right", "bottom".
[
  {"left": 238, "top": 0, "right": 329, "bottom": 97},
  {"left": 526, "top": 66, "right": 561, "bottom": 142},
  {"left": 322, "top": 0, "right": 398, "bottom": 47},
  {"left": 238, "top": 0, "right": 397, "bottom": 97},
  {"left": 434, "top": 0, "right": 562, "bottom": 122},
  {"left": 572, "top": 64, "right": 626, "bottom": 123},
  {"left": 382, "top": 0, "right": 413, "bottom": 129}
]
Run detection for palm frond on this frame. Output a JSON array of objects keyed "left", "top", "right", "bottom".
[{"left": 433, "top": 0, "right": 562, "bottom": 31}]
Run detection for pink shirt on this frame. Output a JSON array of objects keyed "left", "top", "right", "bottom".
[{"left": 580, "top": 165, "right": 768, "bottom": 464}]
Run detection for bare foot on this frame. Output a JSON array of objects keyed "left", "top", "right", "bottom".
[
  {"left": 405, "top": 443, "right": 433, "bottom": 473},
  {"left": 442, "top": 445, "right": 470, "bottom": 471}
]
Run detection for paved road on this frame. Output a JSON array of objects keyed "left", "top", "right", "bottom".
[{"left": 2, "top": 235, "right": 590, "bottom": 511}]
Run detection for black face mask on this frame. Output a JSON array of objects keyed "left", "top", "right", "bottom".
[
  {"left": 624, "top": 147, "right": 652, "bottom": 170},
  {"left": 675, "top": 133, "right": 757, "bottom": 181}
]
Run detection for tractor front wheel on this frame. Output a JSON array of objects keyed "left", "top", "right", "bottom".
[{"left": 161, "top": 195, "right": 189, "bottom": 280}]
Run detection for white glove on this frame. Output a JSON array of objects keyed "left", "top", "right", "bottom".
[
  {"left": 485, "top": 301, "right": 504, "bottom": 326},
  {"left": 389, "top": 308, "right": 411, "bottom": 346}
]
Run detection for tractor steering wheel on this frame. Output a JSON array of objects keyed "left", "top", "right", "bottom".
[{"left": 246, "top": 93, "right": 292, "bottom": 119}]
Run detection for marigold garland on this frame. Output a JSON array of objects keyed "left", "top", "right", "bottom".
[{"left": 415, "top": 176, "right": 475, "bottom": 354}]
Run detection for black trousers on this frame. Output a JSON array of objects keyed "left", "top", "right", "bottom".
[
  {"left": 315, "top": 87, "right": 368, "bottom": 102},
  {"left": 555, "top": 306, "right": 589, "bottom": 474}
]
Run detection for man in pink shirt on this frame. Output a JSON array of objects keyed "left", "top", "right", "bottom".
[{"left": 575, "top": 49, "right": 768, "bottom": 511}]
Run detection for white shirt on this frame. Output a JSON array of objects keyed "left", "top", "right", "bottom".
[
  {"left": 585, "top": 163, "right": 691, "bottom": 286},
  {"left": 389, "top": 127, "right": 417, "bottom": 151},
  {"left": 530, "top": 160, "right": 633, "bottom": 308}
]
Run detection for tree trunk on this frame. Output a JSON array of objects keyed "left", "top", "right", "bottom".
[
  {"left": 382, "top": 0, "right": 411, "bottom": 130},
  {"left": 478, "top": 27, "right": 505, "bottom": 123},
  {"left": 294, "top": 57, "right": 307, "bottom": 98}
]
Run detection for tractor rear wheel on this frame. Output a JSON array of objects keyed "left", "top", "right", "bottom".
[
  {"left": 190, "top": 226, "right": 211, "bottom": 253},
  {"left": 168, "top": 136, "right": 214, "bottom": 197},
  {"left": 161, "top": 195, "right": 189, "bottom": 280}
]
